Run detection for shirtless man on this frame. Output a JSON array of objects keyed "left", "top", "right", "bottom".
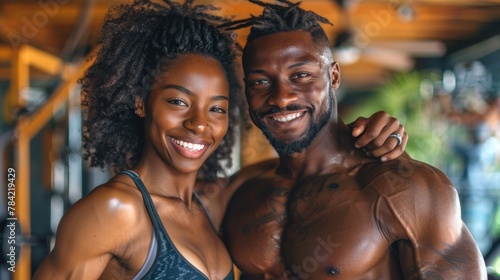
[{"left": 218, "top": 1, "right": 487, "bottom": 279}]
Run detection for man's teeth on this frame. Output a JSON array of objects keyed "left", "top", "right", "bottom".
[
  {"left": 273, "top": 112, "right": 302, "bottom": 123},
  {"left": 173, "top": 138, "right": 205, "bottom": 151}
]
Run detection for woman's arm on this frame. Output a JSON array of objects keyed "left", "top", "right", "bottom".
[
  {"left": 348, "top": 110, "right": 408, "bottom": 162},
  {"left": 33, "top": 185, "right": 141, "bottom": 279}
]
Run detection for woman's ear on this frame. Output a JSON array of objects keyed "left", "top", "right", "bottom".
[
  {"left": 330, "top": 62, "right": 341, "bottom": 90},
  {"left": 134, "top": 97, "right": 145, "bottom": 117}
]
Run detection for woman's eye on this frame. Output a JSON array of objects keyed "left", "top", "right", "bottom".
[
  {"left": 168, "top": 99, "right": 188, "bottom": 107},
  {"left": 211, "top": 107, "right": 228, "bottom": 114}
]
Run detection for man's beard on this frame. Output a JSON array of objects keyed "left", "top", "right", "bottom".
[{"left": 255, "top": 91, "right": 333, "bottom": 156}]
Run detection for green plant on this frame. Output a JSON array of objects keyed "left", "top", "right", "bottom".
[{"left": 343, "top": 71, "right": 451, "bottom": 167}]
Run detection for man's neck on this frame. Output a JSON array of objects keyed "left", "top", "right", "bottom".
[{"left": 276, "top": 118, "right": 366, "bottom": 179}]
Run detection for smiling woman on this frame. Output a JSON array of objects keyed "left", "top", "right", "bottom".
[
  {"left": 32, "top": 0, "right": 243, "bottom": 279},
  {"left": 79, "top": 1, "right": 244, "bottom": 180},
  {"left": 136, "top": 54, "right": 230, "bottom": 174}
]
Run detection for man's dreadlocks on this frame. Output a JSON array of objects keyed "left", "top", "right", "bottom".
[
  {"left": 81, "top": 0, "right": 244, "bottom": 179},
  {"left": 221, "top": 0, "right": 333, "bottom": 49}
]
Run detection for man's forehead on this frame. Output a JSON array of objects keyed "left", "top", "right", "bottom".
[
  {"left": 243, "top": 31, "right": 324, "bottom": 65},
  {"left": 246, "top": 31, "right": 315, "bottom": 51}
]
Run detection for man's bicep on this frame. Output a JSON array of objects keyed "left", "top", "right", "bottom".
[
  {"left": 397, "top": 225, "right": 486, "bottom": 279},
  {"left": 410, "top": 198, "right": 486, "bottom": 279},
  {"left": 393, "top": 177, "right": 486, "bottom": 279}
]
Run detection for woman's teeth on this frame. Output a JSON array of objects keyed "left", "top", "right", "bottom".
[{"left": 173, "top": 138, "right": 205, "bottom": 151}]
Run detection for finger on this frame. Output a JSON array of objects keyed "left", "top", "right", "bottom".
[
  {"left": 351, "top": 117, "right": 368, "bottom": 138},
  {"left": 367, "top": 124, "right": 404, "bottom": 158},
  {"left": 380, "top": 132, "right": 409, "bottom": 162},
  {"left": 354, "top": 111, "right": 389, "bottom": 148},
  {"left": 356, "top": 116, "right": 400, "bottom": 149}
]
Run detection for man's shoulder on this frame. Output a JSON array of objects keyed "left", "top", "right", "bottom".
[
  {"left": 359, "top": 157, "right": 455, "bottom": 198},
  {"left": 358, "top": 158, "right": 461, "bottom": 240},
  {"left": 238, "top": 158, "right": 280, "bottom": 174},
  {"left": 231, "top": 158, "right": 280, "bottom": 184}
]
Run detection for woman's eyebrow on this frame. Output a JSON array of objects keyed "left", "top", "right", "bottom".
[
  {"left": 161, "top": 84, "right": 228, "bottom": 101},
  {"left": 161, "top": 84, "right": 193, "bottom": 95}
]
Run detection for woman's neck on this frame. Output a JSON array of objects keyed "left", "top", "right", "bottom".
[{"left": 132, "top": 152, "right": 198, "bottom": 208}]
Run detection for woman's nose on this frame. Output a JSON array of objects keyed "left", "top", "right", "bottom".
[{"left": 183, "top": 111, "right": 209, "bottom": 132}]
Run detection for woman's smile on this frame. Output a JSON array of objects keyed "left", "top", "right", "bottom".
[{"left": 169, "top": 136, "right": 210, "bottom": 159}]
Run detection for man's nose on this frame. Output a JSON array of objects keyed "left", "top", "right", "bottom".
[{"left": 267, "top": 81, "right": 298, "bottom": 108}]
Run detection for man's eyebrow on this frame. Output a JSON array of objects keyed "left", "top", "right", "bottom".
[
  {"left": 160, "top": 84, "right": 228, "bottom": 101},
  {"left": 246, "top": 69, "right": 266, "bottom": 75},
  {"left": 246, "top": 61, "right": 315, "bottom": 74},
  {"left": 288, "top": 61, "right": 316, "bottom": 69}
]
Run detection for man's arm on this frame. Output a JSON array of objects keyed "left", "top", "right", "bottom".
[
  {"left": 397, "top": 223, "right": 486, "bottom": 279},
  {"left": 383, "top": 163, "right": 487, "bottom": 279},
  {"left": 33, "top": 186, "right": 138, "bottom": 279}
]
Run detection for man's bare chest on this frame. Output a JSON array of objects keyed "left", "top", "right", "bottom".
[{"left": 282, "top": 174, "right": 393, "bottom": 279}]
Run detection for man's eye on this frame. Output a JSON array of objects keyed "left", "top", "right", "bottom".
[
  {"left": 211, "top": 107, "right": 228, "bottom": 114},
  {"left": 168, "top": 99, "right": 188, "bottom": 107},
  {"left": 291, "top": 72, "right": 310, "bottom": 79},
  {"left": 249, "top": 79, "right": 271, "bottom": 89}
]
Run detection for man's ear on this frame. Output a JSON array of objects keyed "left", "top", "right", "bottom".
[
  {"left": 330, "top": 62, "right": 341, "bottom": 90},
  {"left": 135, "top": 96, "right": 145, "bottom": 117}
]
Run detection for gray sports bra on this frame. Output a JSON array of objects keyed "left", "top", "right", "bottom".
[{"left": 121, "top": 170, "right": 233, "bottom": 280}]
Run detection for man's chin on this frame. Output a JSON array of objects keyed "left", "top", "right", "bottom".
[
  {"left": 258, "top": 123, "right": 312, "bottom": 155},
  {"left": 267, "top": 137, "right": 310, "bottom": 156}
]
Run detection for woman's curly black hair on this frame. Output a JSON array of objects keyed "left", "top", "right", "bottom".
[
  {"left": 81, "top": 0, "right": 244, "bottom": 179},
  {"left": 221, "top": 0, "right": 333, "bottom": 50}
]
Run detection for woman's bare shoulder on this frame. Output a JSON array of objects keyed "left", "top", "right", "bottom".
[{"left": 61, "top": 173, "right": 147, "bottom": 235}]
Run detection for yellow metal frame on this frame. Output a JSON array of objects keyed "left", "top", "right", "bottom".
[{"left": 0, "top": 44, "right": 93, "bottom": 280}]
